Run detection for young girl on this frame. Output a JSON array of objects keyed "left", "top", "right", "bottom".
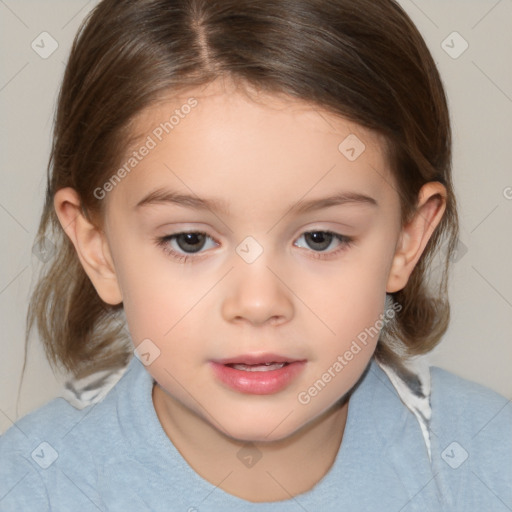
[{"left": 1, "top": 0, "right": 510, "bottom": 510}]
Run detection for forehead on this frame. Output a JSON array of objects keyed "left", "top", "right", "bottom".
[
  {"left": 128, "top": 77, "right": 388, "bottom": 152},
  {"left": 108, "top": 78, "right": 395, "bottom": 214}
]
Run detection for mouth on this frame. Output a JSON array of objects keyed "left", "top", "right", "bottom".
[
  {"left": 225, "top": 362, "right": 290, "bottom": 372},
  {"left": 210, "top": 353, "right": 306, "bottom": 394},
  {"left": 213, "top": 353, "right": 302, "bottom": 366}
]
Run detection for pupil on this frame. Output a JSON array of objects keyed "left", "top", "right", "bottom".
[
  {"left": 178, "top": 233, "right": 205, "bottom": 253},
  {"left": 306, "top": 232, "right": 332, "bottom": 251}
]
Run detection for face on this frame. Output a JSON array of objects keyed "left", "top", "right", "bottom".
[{"left": 101, "top": 78, "right": 403, "bottom": 442}]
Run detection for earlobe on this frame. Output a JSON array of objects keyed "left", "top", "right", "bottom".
[
  {"left": 386, "top": 182, "right": 447, "bottom": 293},
  {"left": 54, "top": 187, "right": 123, "bottom": 305}
]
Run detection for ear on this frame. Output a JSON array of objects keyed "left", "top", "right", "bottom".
[
  {"left": 386, "top": 182, "right": 447, "bottom": 293},
  {"left": 54, "top": 187, "right": 123, "bottom": 305}
]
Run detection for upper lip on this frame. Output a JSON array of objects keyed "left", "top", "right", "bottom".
[{"left": 212, "top": 353, "right": 305, "bottom": 365}]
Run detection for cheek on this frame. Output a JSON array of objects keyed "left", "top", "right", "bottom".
[
  {"left": 300, "top": 253, "right": 389, "bottom": 340},
  {"left": 110, "top": 245, "right": 177, "bottom": 343},
  {"left": 295, "top": 248, "right": 392, "bottom": 402},
  {"left": 121, "top": 277, "right": 189, "bottom": 346},
  {"left": 108, "top": 230, "right": 184, "bottom": 328},
  {"left": 295, "top": 274, "right": 387, "bottom": 411}
]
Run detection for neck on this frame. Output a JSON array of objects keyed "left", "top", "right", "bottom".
[{"left": 152, "top": 384, "right": 349, "bottom": 503}]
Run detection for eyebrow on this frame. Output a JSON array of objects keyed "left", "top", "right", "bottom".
[{"left": 135, "top": 188, "right": 378, "bottom": 215}]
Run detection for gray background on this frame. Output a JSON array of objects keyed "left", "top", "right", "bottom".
[{"left": 1, "top": 0, "right": 511, "bottom": 434}]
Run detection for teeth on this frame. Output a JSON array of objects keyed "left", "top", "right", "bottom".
[{"left": 230, "top": 362, "right": 287, "bottom": 372}]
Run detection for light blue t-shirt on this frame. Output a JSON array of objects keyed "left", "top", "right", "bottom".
[{"left": 1, "top": 356, "right": 510, "bottom": 511}]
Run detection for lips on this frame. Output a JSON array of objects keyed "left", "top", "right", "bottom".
[
  {"left": 210, "top": 353, "right": 307, "bottom": 394},
  {"left": 213, "top": 353, "right": 301, "bottom": 365},
  {"left": 227, "top": 362, "right": 288, "bottom": 372}
]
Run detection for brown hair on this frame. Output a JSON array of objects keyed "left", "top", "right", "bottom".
[{"left": 26, "top": 0, "right": 459, "bottom": 380}]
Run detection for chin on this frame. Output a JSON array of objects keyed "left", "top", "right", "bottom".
[
  {"left": 226, "top": 428, "right": 293, "bottom": 445},
  {"left": 217, "top": 413, "right": 304, "bottom": 445}
]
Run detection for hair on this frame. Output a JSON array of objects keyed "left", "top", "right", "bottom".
[{"left": 26, "top": 0, "right": 459, "bottom": 381}]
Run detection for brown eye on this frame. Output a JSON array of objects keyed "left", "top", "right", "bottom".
[
  {"left": 157, "top": 231, "right": 218, "bottom": 262},
  {"left": 303, "top": 231, "right": 334, "bottom": 251},
  {"left": 294, "top": 230, "right": 353, "bottom": 259},
  {"left": 174, "top": 232, "right": 207, "bottom": 253}
]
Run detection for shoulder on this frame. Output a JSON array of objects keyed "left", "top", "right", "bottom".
[
  {"left": 428, "top": 366, "right": 512, "bottom": 509},
  {"left": 0, "top": 396, "right": 84, "bottom": 511},
  {"left": 0, "top": 365, "right": 135, "bottom": 511},
  {"left": 0, "top": 382, "right": 121, "bottom": 453},
  {"left": 429, "top": 365, "right": 511, "bottom": 433},
  {"left": 0, "top": 393, "right": 83, "bottom": 462}
]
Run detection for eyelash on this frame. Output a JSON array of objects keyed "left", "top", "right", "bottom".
[{"left": 155, "top": 230, "right": 354, "bottom": 264}]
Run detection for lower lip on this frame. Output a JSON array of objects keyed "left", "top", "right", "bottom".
[{"left": 209, "top": 361, "right": 306, "bottom": 395}]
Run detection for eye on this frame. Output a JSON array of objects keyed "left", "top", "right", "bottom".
[
  {"left": 294, "top": 230, "right": 353, "bottom": 258},
  {"left": 156, "top": 231, "right": 218, "bottom": 263},
  {"left": 156, "top": 229, "right": 353, "bottom": 264}
]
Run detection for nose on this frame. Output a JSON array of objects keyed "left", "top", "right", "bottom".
[{"left": 221, "top": 255, "right": 294, "bottom": 327}]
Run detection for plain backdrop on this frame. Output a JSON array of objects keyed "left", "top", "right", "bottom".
[{"left": 1, "top": 0, "right": 511, "bottom": 434}]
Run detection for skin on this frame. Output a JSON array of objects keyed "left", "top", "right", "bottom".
[{"left": 54, "top": 77, "right": 446, "bottom": 503}]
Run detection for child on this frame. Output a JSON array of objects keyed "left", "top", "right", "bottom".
[{"left": 1, "top": 0, "right": 510, "bottom": 510}]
